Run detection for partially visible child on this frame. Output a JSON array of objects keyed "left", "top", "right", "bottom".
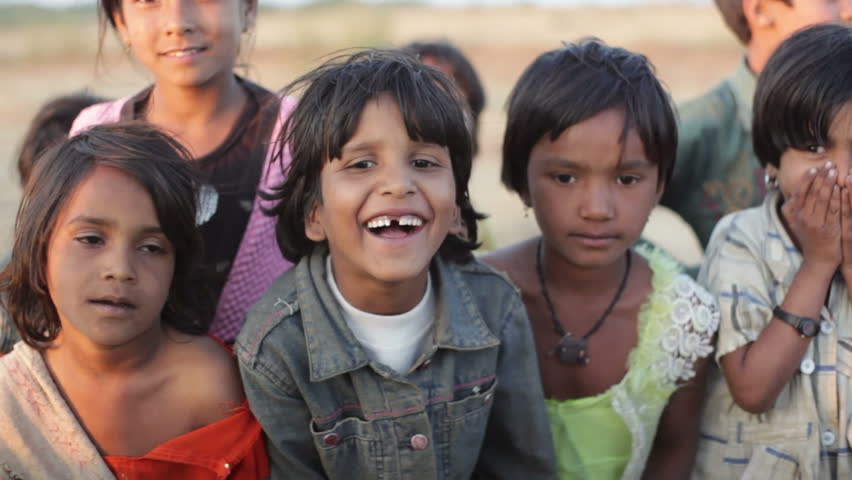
[
  {"left": 1, "top": 92, "right": 107, "bottom": 356},
  {"left": 236, "top": 49, "right": 555, "bottom": 479},
  {"left": 0, "top": 123, "right": 268, "bottom": 479},
  {"left": 483, "top": 40, "right": 719, "bottom": 479},
  {"left": 694, "top": 24, "right": 852, "bottom": 478},
  {"left": 402, "top": 39, "right": 496, "bottom": 251},
  {"left": 16, "top": 91, "right": 106, "bottom": 187},
  {"left": 71, "top": 0, "right": 295, "bottom": 343}
]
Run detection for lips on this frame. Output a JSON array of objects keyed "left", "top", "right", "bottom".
[
  {"left": 160, "top": 46, "right": 207, "bottom": 58},
  {"left": 569, "top": 233, "right": 620, "bottom": 248},
  {"left": 364, "top": 213, "right": 426, "bottom": 238},
  {"left": 88, "top": 295, "right": 137, "bottom": 313}
]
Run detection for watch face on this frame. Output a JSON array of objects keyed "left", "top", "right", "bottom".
[{"left": 801, "top": 319, "right": 819, "bottom": 337}]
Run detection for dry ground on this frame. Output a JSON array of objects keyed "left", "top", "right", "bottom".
[{"left": 0, "top": 4, "right": 743, "bottom": 263}]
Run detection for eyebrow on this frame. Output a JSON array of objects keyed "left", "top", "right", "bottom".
[
  {"left": 67, "top": 215, "right": 164, "bottom": 235},
  {"left": 542, "top": 157, "right": 653, "bottom": 170}
]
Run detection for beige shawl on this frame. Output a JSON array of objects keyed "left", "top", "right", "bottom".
[{"left": 0, "top": 342, "right": 115, "bottom": 480}]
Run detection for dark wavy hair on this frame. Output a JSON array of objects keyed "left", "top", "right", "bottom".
[
  {"left": 0, "top": 122, "right": 207, "bottom": 349},
  {"left": 267, "top": 48, "right": 481, "bottom": 264},
  {"left": 502, "top": 39, "right": 677, "bottom": 198},
  {"left": 753, "top": 24, "right": 852, "bottom": 168}
]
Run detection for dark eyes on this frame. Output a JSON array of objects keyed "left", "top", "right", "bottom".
[
  {"left": 617, "top": 175, "right": 641, "bottom": 186},
  {"left": 806, "top": 145, "right": 827, "bottom": 154},
  {"left": 554, "top": 174, "right": 575, "bottom": 184},
  {"left": 74, "top": 235, "right": 167, "bottom": 255},
  {"left": 75, "top": 234, "right": 104, "bottom": 246},
  {"left": 553, "top": 174, "right": 641, "bottom": 185}
]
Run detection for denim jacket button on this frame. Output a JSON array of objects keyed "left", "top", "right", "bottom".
[
  {"left": 410, "top": 434, "right": 429, "bottom": 450},
  {"left": 472, "top": 385, "right": 481, "bottom": 394},
  {"left": 323, "top": 433, "right": 340, "bottom": 446}
]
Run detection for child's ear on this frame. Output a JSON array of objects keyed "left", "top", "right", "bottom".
[
  {"left": 448, "top": 206, "right": 466, "bottom": 237},
  {"left": 304, "top": 202, "right": 327, "bottom": 242},
  {"left": 744, "top": 0, "right": 775, "bottom": 31},
  {"left": 112, "top": 11, "right": 131, "bottom": 48}
]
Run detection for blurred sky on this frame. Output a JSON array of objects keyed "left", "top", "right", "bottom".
[{"left": 4, "top": 0, "right": 711, "bottom": 7}]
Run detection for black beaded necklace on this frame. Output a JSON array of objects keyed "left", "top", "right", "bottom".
[{"left": 535, "top": 239, "right": 632, "bottom": 365}]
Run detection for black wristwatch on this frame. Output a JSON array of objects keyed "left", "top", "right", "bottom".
[{"left": 773, "top": 306, "right": 820, "bottom": 338}]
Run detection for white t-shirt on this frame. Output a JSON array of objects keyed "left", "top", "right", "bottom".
[{"left": 325, "top": 256, "right": 435, "bottom": 375}]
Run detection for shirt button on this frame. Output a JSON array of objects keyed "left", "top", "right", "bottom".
[
  {"left": 820, "top": 320, "right": 834, "bottom": 335},
  {"left": 410, "top": 434, "right": 429, "bottom": 450},
  {"left": 800, "top": 358, "right": 815, "bottom": 375},
  {"left": 420, "top": 359, "right": 431, "bottom": 369},
  {"left": 323, "top": 433, "right": 340, "bottom": 446},
  {"left": 822, "top": 430, "right": 836, "bottom": 446},
  {"left": 472, "top": 385, "right": 481, "bottom": 394},
  {"left": 224, "top": 463, "right": 230, "bottom": 469},
  {"left": 484, "top": 392, "right": 493, "bottom": 402}
]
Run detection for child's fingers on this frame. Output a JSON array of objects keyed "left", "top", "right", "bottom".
[
  {"left": 827, "top": 184, "right": 841, "bottom": 226},
  {"left": 795, "top": 167, "right": 818, "bottom": 204},
  {"left": 805, "top": 165, "right": 832, "bottom": 216}
]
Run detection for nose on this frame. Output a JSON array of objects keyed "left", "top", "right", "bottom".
[
  {"left": 830, "top": 152, "right": 852, "bottom": 186},
  {"left": 579, "top": 181, "right": 614, "bottom": 221},
  {"left": 380, "top": 161, "right": 417, "bottom": 198},
  {"left": 163, "top": 0, "right": 197, "bottom": 36},
  {"left": 102, "top": 246, "right": 137, "bottom": 283}
]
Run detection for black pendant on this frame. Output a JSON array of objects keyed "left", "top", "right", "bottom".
[{"left": 549, "top": 334, "right": 589, "bottom": 365}]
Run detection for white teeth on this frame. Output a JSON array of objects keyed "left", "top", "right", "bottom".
[
  {"left": 168, "top": 48, "right": 199, "bottom": 57},
  {"left": 366, "top": 215, "right": 423, "bottom": 229},
  {"left": 399, "top": 215, "right": 423, "bottom": 227}
]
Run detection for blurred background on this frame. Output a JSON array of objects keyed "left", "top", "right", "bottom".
[{"left": 0, "top": 0, "right": 740, "bottom": 263}]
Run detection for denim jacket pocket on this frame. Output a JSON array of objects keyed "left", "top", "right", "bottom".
[
  {"left": 442, "top": 377, "right": 497, "bottom": 476},
  {"left": 311, "top": 416, "right": 382, "bottom": 480},
  {"left": 740, "top": 445, "right": 801, "bottom": 479}
]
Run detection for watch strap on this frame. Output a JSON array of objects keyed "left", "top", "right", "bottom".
[{"left": 773, "top": 306, "right": 818, "bottom": 337}]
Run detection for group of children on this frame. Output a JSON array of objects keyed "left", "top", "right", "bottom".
[{"left": 1, "top": 0, "right": 852, "bottom": 479}]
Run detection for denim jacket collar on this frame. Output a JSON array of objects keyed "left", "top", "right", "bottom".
[{"left": 298, "top": 247, "right": 500, "bottom": 382}]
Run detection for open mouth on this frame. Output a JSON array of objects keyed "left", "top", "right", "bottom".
[
  {"left": 89, "top": 297, "right": 136, "bottom": 311},
  {"left": 364, "top": 214, "right": 425, "bottom": 238},
  {"left": 162, "top": 47, "right": 206, "bottom": 58}
]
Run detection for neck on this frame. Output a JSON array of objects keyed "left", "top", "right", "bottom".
[
  {"left": 44, "top": 327, "right": 165, "bottom": 380},
  {"left": 539, "top": 238, "right": 630, "bottom": 297},
  {"left": 746, "top": 37, "right": 777, "bottom": 75},
  {"left": 330, "top": 261, "right": 429, "bottom": 316},
  {"left": 146, "top": 74, "right": 246, "bottom": 129}
]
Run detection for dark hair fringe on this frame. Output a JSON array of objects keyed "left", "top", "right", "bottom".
[
  {"left": 0, "top": 122, "right": 209, "bottom": 349},
  {"left": 502, "top": 38, "right": 677, "bottom": 197},
  {"left": 753, "top": 24, "right": 852, "bottom": 169},
  {"left": 263, "top": 48, "right": 482, "bottom": 265}
]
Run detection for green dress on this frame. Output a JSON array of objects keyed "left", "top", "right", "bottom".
[{"left": 546, "top": 249, "right": 719, "bottom": 479}]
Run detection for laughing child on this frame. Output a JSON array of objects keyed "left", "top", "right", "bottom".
[
  {"left": 483, "top": 40, "right": 720, "bottom": 479},
  {"left": 236, "top": 49, "right": 556, "bottom": 479},
  {"left": 694, "top": 24, "right": 852, "bottom": 478}
]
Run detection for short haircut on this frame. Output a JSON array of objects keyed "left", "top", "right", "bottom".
[
  {"left": 1, "top": 122, "right": 207, "bottom": 349},
  {"left": 753, "top": 24, "right": 852, "bottom": 168},
  {"left": 402, "top": 40, "right": 486, "bottom": 155},
  {"left": 268, "top": 48, "right": 480, "bottom": 264},
  {"left": 502, "top": 39, "right": 677, "bottom": 197},
  {"left": 714, "top": 0, "right": 793, "bottom": 45},
  {"left": 16, "top": 92, "right": 105, "bottom": 186}
]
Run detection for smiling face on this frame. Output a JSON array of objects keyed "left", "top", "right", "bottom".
[
  {"left": 525, "top": 108, "right": 662, "bottom": 269},
  {"left": 306, "top": 94, "right": 460, "bottom": 312},
  {"left": 46, "top": 165, "right": 175, "bottom": 348},
  {"left": 112, "top": 0, "right": 251, "bottom": 89}
]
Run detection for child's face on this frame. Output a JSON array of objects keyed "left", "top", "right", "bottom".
[
  {"left": 525, "top": 108, "right": 662, "bottom": 269},
  {"left": 46, "top": 165, "right": 175, "bottom": 348},
  {"left": 773, "top": 100, "right": 852, "bottom": 199},
  {"left": 306, "top": 94, "right": 460, "bottom": 295},
  {"left": 113, "top": 0, "right": 250, "bottom": 88}
]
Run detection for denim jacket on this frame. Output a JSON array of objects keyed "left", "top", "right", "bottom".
[{"left": 236, "top": 247, "right": 556, "bottom": 479}]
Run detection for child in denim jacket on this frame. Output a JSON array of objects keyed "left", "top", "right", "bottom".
[{"left": 236, "top": 49, "right": 556, "bottom": 479}]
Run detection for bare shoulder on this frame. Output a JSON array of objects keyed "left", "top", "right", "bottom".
[
  {"left": 480, "top": 237, "right": 539, "bottom": 289},
  {"left": 162, "top": 332, "right": 244, "bottom": 427}
]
